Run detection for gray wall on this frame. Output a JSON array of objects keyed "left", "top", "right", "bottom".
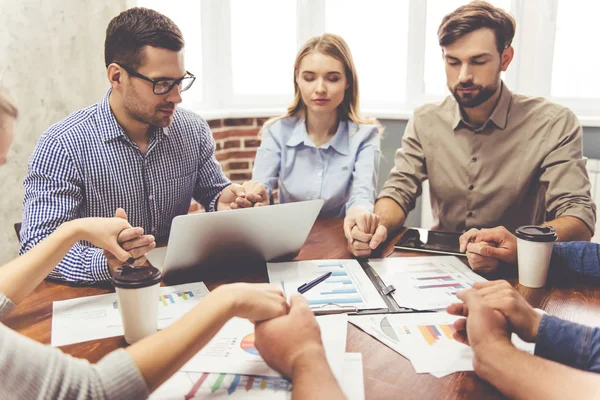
[
  {"left": 0, "top": 1, "right": 128, "bottom": 265},
  {"left": 377, "top": 120, "right": 600, "bottom": 228}
]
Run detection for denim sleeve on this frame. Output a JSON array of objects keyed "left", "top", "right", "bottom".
[
  {"left": 535, "top": 314, "right": 600, "bottom": 372},
  {"left": 551, "top": 242, "right": 600, "bottom": 277}
]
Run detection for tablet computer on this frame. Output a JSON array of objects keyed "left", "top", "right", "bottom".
[{"left": 394, "top": 228, "right": 466, "bottom": 257}]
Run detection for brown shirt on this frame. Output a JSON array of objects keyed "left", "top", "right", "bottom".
[{"left": 379, "top": 83, "right": 597, "bottom": 234}]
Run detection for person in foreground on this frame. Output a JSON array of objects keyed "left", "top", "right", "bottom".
[
  {"left": 20, "top": 7, "right": 269, "bottom": 284},
  {"left": 252, "top": 33, "right": 381, "bottom": 219},
  {"left": 345, "top": 1, "right": 596, "bottom": 265},
  {"left": 447, "top": 281, "right": 600, "bottom": 399},
  {"left": 255, "top": 295, "right": 346, "bottom": 400},
  {"left": 458, "top": 225, "right": 600, "bottom": 275},
  {"left": 0, "top": 216, "right": 288, "bottom": 399},
  {"left": 0, "top": 85, "right": 340, "bottom": 399}
]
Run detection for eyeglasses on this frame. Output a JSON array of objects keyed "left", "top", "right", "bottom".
[{"left": 115, "top": 63, "right": 196, "bottom": 95}]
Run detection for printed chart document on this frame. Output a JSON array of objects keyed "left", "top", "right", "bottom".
[
  {"left": 368, "top": 256, "right": 487, "bottom": 310},
  {"left": 181, "top": 314, "right": 348, "bottom": 380},
  {"left": 52, "top": 282, "right": 209, "bottom": 346},
  {"left": 150, "top": 353, "right": 364, "bottom": 400},
  {"left": 267, "top": 259, "right": 386, "bottom": 311},
  {"left": 349, "top": 312, "right": 535, "bottom": 376}
]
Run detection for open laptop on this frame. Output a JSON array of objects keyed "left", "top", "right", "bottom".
[{"left": 147, "top": 199, "right": 324, "bottom": 278}]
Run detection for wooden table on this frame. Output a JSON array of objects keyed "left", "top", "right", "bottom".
[{"left": 5, "top": 219, "right": 600, "bottom": 399}]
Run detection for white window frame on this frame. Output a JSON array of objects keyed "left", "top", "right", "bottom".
[{"left": 145, "top": 0, "right": 600, "bottom": 126}]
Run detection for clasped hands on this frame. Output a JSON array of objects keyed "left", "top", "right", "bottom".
[
  {"left": 343, "top": 209, "right": 388, "bottom": 257},
  {"left": 446, "top": 280, "right": 543, "bottom": 371}
]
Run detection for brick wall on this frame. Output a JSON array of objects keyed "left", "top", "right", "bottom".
[
  {"left": 192, "top": 117, "right": 277, "bottom": 210},
  {"left": 207, "top": 117, "right": 270, "bottom": 183}
]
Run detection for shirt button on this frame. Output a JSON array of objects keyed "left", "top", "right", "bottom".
[
  {"left": 467, "top": 211, "right": 473, "bottom": 218},
  {"left": 149, "top": 195, "right": 154, "bottom": 200},
  {"left": 468, "top": 185, "right": 474, "bottom": 190},
  {"left": 471, "top": 157, "right": 477, "bottom": 162}
]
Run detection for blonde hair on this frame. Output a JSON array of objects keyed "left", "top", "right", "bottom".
[{"left": 261, "top": 33, "right": 381, "bottom": 136}]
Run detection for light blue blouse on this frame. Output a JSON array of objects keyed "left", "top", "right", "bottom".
[{"left": 252, "top": 116, "right": 381, "bottom": 218}]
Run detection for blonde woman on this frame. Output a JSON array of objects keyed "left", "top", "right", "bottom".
[
  {"left": 0, "top": 84, "right": 342, "bottom": 398},
  {"left": 252, "top": 33, "right": 381, "bottom": 219}
]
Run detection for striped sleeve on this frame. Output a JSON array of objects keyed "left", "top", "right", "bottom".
[{"left": 20, "top": 134, "right": 111, "bottom": 283}]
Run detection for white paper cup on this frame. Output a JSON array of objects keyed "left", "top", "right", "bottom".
[
  {"left": 112, "top": 266, "right": 162, "bottom": 344},
  {"left": 515, "top": 226, "right": 557, "bottom": 288}
]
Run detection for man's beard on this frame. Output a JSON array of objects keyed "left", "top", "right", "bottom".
[
  {"left": 124, "top": 89, "right": 174, "bottom": 128},
  {"left": 451, "top": 80, "right": 499, "bottom": 108}
]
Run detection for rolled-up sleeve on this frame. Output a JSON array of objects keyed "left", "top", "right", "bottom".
[
  {"left": 21, "top": 135, "right": 111, "bottom": 283},
  {"left": 194, "top": 119, "right": 231, "bottom": 212},
  {"left": 378, "top": 118, "right": 427, "bottom": 215},
  {"left": 541, "top": 109, "right": 596, "bottom": 234},
  {"left": 535, "top": 314, "right": 600, "bottom": 373},
  {"left": 346, "top": 126, "right": 380, "bottom": 213},
  {"left": 251, "top": 126, "right": 281, "bottom": 198}
]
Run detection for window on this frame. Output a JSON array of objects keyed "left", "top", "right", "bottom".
[
  {"left": 551, "top": 0, "right": 600, "bottom": 99},
  {"left": 325, "top": 0, "right": 409, "bottom": 108},
  {"left": 136, "top": 0, "right": 600, "bottom": 123},
  {"left": 230, "top": 0, "right": 296, "bottom": 97}
]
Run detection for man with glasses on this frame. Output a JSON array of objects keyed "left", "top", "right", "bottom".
[{"left": 20, "top": 7, "right": 269, "bottom": 283}]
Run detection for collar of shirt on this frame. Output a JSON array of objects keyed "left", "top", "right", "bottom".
[
  {"left": 452, "top": 81, "right": 512, "bottom": 132},
  {"left": 95, "top": 89, "right": 170, "bottom": 143},
  {"left": 285, "top": 117, "right": 350, "bottom": 155}
]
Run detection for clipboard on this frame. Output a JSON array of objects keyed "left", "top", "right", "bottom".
[{"left": 311, "top": 259, "right": 414, "bottom": 316}]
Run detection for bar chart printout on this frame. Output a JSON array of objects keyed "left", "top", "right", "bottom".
[
  {"left": 368, "top": 256, "right": 487, "bottom": 310},
  {"left": 267, "top": 259, "right": 387, "bottom": 311},
  {"left": 149, "top": 371, "right": 291, "bottom": 400},
  {"left": 302, "top": 262, "right": 364, "bottom": 306}
]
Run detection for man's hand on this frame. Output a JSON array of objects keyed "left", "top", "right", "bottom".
[
  {"left": 254, "top": 295, "right": 325, "bottom": 378},
  {"left": 470, "top": 280, "right": 542, "bottom": 342},
  {"left": 344, "top": 208, "right": 387, "bottom": 258},
  {"left": 460, "top": 226, "right": 518, "bottom": 273},
  {"left": 104, "top": 208, "right": 155, "bottom": 273},
  {"left": 446, "top": 289, "right": 512, "bottom": 352},
  {"left": 217, "top": 182, "right": 269, "bottom": 210}
]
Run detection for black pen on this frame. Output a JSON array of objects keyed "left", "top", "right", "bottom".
[{"left": 297, "top": 272, "right": 332, "bottom": 294}]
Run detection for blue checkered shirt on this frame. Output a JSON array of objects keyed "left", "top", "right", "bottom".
[{"left": 20, "top": 90, "right": 230, "bottom": 283}]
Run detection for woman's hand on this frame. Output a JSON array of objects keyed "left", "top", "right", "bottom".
[
  {"left": 69, "top": 217, "right": 135, "bottom": 263},
  {"left": 214, "top": 283, "right": 289, "bottom": 322}
]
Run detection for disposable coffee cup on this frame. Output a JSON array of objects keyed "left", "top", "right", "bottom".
[
  {"left": 111, "top": 266, "right": 162, "bottom": 344},
  {"left": 515, "top": 225, "right": 557, "bottom": 288}
]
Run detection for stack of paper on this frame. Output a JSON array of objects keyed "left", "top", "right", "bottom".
[
  {"left": 369, "top": 256, "right": 487, "bottom": 310},
  {"left": 151, "top": 314, "right": 361, "bottom": 399},
  {"left": 52, "top": 282, "right": 210, "bottom": 346},
  {"left": 267, "top": 259, "right": 387, "bottom": 312},
  {"left": 150, "top": 353, "right": 364, "bottom": 400},
  {"left": 51, "top": 283, "right": 364, "bottom": 399},
  {"left": 180, "top": 314, "right": 349, "bottom": 381},
  {"left": 349, "top": 312, "right": 535, "bottom": 377}
]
